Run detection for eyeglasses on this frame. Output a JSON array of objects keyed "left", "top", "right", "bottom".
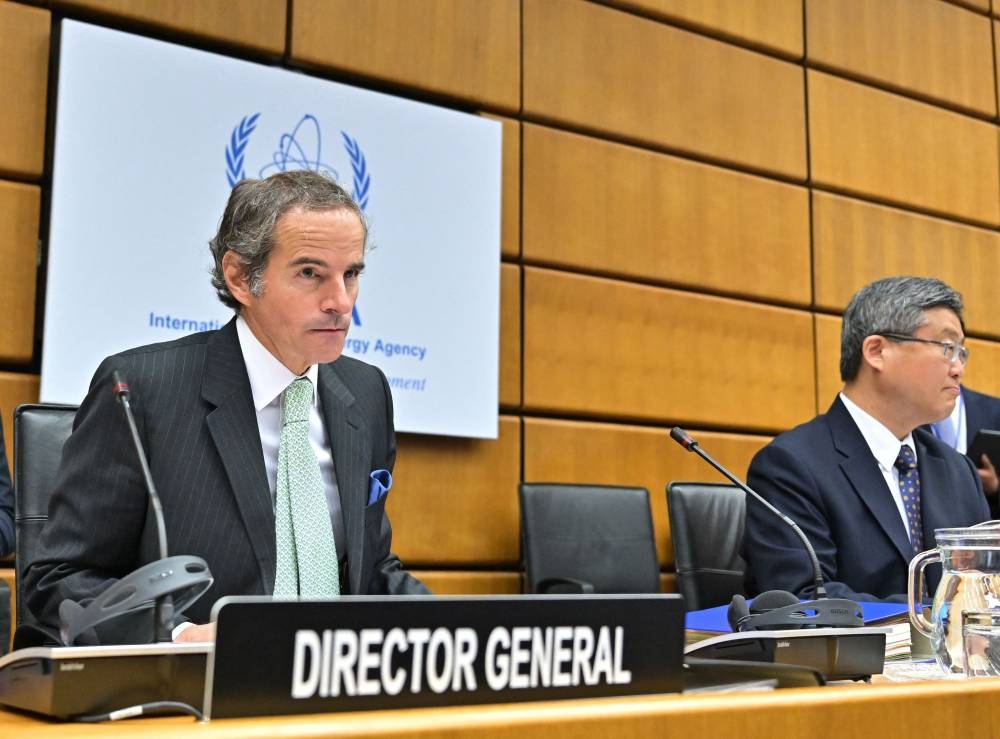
[{"left": 878, "top": 333, "right": 970, "bottom": 365}]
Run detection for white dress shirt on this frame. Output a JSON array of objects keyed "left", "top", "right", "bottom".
[
  {"left": 174, "top": 318, "right": 347, "bottom": 639},
  {"left": 839, "top": 392, "right": 919, "bottom": 543},
  {"left": 236, "top": 316, "right": 347, "bottom": 561}
]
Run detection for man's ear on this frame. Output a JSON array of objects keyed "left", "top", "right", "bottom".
[
  {"left": 860, "top": 334, "right": 889, "bottom": 373},
  {"left": 222, "top": 251, "right": 253, "bottom": 308}
]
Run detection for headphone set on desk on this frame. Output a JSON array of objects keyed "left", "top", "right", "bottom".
[{"left": 728, "top": 590, "right": 864, "bottom": 631}]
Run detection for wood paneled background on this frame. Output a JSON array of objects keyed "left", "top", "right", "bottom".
[{"left": 3, "top": 0, "right": 1000, "bottom": 596}]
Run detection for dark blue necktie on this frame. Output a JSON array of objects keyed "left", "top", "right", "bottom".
[{"left": 895, "top": 444, "right": 923, "bottom": 555}]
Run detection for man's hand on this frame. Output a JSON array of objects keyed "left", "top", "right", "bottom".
[
  {"left": 978, "top": 453, "right": 999, "bottom": 496},
  {"left": 173, "top": 622, "right": 216, "bottom": 643}
]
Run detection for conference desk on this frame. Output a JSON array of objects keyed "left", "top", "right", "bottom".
[{"left": 2, "top": 676, "right": 998, "bottom": 738}]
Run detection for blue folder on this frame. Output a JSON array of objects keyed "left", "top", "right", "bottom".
[{"left": 685, "top": 600, "right": 909, "bottom": 633}]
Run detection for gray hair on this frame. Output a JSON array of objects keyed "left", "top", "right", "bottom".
[
  {"left": 209, "top": 170, "right": 368, "bottom": 311},
  {"left": 840, "top": 276, "right": 964, "bottom": 382}
]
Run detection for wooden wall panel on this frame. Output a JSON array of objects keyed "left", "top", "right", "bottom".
[
  {"left": 602, "top": 0, "right": 803, "bottom": 58},
  {"left": 815, "top": 315, "right": 1000, "bottom": 406},
  {"left": 500, "top": 264, "right": 521, "bottom": 409},
  {"left": 487, "top": 116, "right": 521, "bottom": 260},
  {"left": 522, "top": 124, "right": 811, "bottom": 305},
  {"left": 290, "top": 0, "right": 520, "bottom": 113},
  {"left": 808, "top": 70, "right": 1000, "bottom": 226},
  {"left": 49, "top": 0, "right": 286, "bottom": 55},
  {"left": 960, "top": 0, "right": 990, "bottom": 13},
  {"left": 0, "top": 2, "right": 49, "bottom": 179},
  {"left": 812, "top": 191, "right": 1000, "bottom": 339},
  {"left": 410, "top": 571, "right": 522, "bottom": 596},
  {"left": 965, "top": 339, "right": 1000, "bottom": 398},
  {"left": 523, "top": 418, "right": 769, "bottom": 566},
  {"left": 390, "top": 417, "right": 521, "bottom": 566},
  {"left": 0, "top": 373, "right": 41, "bottom": 453},
  {"left": 523, "top": 0, "right": 807, "bottom": 179},
  {"left": 995, "top": 21, "right": 1000, "bottom": 113},
  {"left": 0, "top": 181, "right": 40, "bottom": 364},
  {"left": 807, "top": 0, "right": 995, "bottom": 116},
  {"left": 523, "top": 268, "right": 816, "bottom": 433},
  {"left": 17, "top": 0, "right": 1000, "bottom": 598},
  {"left": 814, "top": 315, "right": 842, "bottom": 411}
]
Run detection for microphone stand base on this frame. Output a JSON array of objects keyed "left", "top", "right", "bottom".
[
  {"left": 0, "top": 643, "right": 209, "bottom": 720},
  {"left": 684, "top": 626, "right": 888, "bottom": 681}
]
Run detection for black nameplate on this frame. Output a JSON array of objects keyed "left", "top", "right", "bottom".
[{"left": 204, "top": 594, "right": 684, "bottom": 719}]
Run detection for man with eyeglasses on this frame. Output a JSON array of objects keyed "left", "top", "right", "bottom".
[{"left": 743, "top": 276, "right": 990, "bottom": 602}]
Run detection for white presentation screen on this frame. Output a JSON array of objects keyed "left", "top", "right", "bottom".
[{"left": 42, "top": 21, "right": 502, "bottom": 438}]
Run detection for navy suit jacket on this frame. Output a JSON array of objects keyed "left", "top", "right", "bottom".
[
  {"left": 24, "top": 319, "right": 427, "bottom": 642},
  {"left": 744, "top": 397, "right": 990, "bottom": 602},
  {"left": 931, "top": 386, "right": 1000, "bottom": 518},
  {"left": 963, "top": 387, "right": 1000, "bottom": 446}
]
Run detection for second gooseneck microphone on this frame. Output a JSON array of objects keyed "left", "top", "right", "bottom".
[
  {"left": 670, "top": 426, "right": 864, "bottom": 630},
  {"left": 669, "top": 426, "right": 827, "bottom": 599}
]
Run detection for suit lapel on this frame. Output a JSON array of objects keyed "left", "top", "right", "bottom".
[
  {"left": 828, "top": 398, "right": 913, "bottom": 563},
  {"left": 964, "top": 390, "right": 983, "bottom": 444},
  {"left": 202, "top": 320, "right": 275, "bottom": 593},
  {"left": 318, "top": 363, "right": 370, "bottom": 595}
]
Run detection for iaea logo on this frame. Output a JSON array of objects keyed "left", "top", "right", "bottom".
[{"left": 224, "top": 113, "right": 371, "bottom": 326}]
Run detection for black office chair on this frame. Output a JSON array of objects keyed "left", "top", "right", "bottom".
[
  {"left": 666, "top": 481, "right": 746, "bottom": 611},
  {"left": 519, "top": 483, "right": 661, "bottom": 594},
  {"left": 13, "top": 403, "right": 78, "bottom": 632}
]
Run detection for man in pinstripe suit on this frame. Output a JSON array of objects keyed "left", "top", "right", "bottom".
[
  {"left": 25, "top": 170, "right": 428, "bottom": 644},
  {"left": 0, "top": 418, "right": 12, "bottom": 558}
]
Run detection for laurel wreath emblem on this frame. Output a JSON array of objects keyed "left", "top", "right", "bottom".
[
  {"left": 225, "top": 115, "right": 372, "bottom": 214},
  {"left": 225, "top": 113, "right": 260, "bottom": 188},
  {"left": 341, "top": 132, "right": 371, "bottom": 211}
]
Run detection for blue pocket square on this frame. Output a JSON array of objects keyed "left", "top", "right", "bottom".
[{"left": 368, "top": 469, "right": 392, "bottom": 506}]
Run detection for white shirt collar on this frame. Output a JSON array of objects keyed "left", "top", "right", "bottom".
[
  {"left": 839, "top": 392, "right": 916, "bottom": 471},
  {"left": 236, "top": 316, "right": 319, "bottom": 411}
]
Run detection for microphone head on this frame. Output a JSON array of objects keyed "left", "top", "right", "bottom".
[{"left": 670, "top": 426, "right": 697, "bottom": 451}]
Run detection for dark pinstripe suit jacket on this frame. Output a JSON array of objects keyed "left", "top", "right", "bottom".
[
  {"left": 24, "top": 319, "right": 427, "bottom": 642},
  {"left": 0, "top": 418, "right": 13, "bottom": 557}
]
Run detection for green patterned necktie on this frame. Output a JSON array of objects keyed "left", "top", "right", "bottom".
[{"left": 273, "top": 377, "right": 341, "bottom": 598}]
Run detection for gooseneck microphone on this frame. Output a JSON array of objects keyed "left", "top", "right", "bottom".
[
  {"left": 669, "top": 427, "right": 863, "bottom": 630},
  {"left": 112, "top": 373, "right": 169, "bottom": 566},
  {"left": 112, "top": 372, "right": 173, "bottom": 642},
  {"left": 670, "top": 426, "right": 827, "bottom": 599},
  {"left": 56, "top": 372, "right": 214, "bottom": 646}
]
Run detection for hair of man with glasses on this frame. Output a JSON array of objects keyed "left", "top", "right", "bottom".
[{"left": 840, "top": 276, "right": 964, "bottom": 382}]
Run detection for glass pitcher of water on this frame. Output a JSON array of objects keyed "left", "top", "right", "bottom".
[{"left": 908, "top": 525, "right": 1000, "bottom": 673}]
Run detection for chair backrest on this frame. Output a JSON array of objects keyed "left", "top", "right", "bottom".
[
  {"left": 14, "top": 403, "right": 78, "bottom": 628},
  {"left": 666, "top": 481, "right": 746, "bottom": 611},
  {"left": 519, "top": 483, "right": 660, "bottom": 594}
]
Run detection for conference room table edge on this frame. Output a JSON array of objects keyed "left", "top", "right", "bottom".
[{"left": 2, "top": 675, "right": 1000, "bottom": 738}]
